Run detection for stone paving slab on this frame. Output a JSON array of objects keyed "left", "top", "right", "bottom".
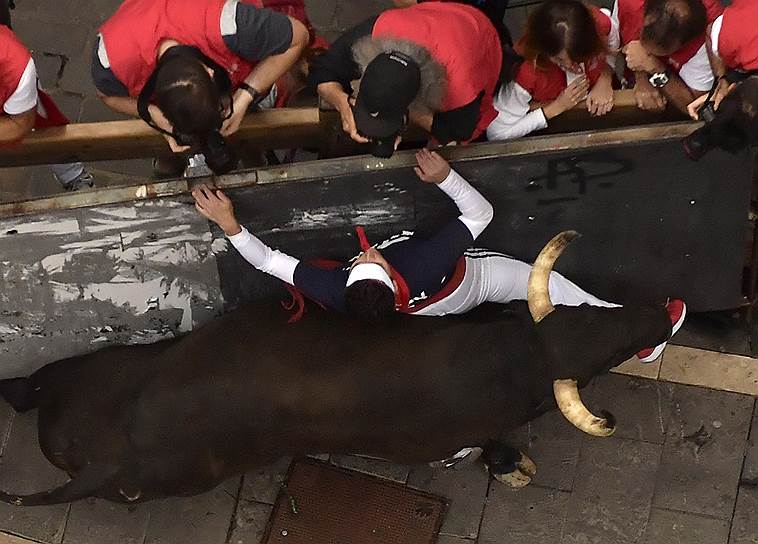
[
  {"left": 406, "top": 462, "right": 489, "bottom": 540},
  {"left": 479, "top": 484, "right": 569, "bottom": 544},
  {"left": 436, "top": 536, "right": 475, "bottom": 544},
  {"left": 229, "top": 500, "right": 273, "bottom": 544},
  {"left": 63, "top": 500, "right": 149, "bottom": 544},
  {"left": 0, "top": 412, "right": 70, "bottom": 544},
  {"left": 643, "top": 508, "right": 730, "bottom": 544},
  {"left": 653, "top": 384, "right": 754, "bottom": 519},
  {"left": 240, "top": 457, "right": 292, "bottom": 506},
  {"left": 562, "top": 436, "right": 662, "bottom": 544},
  {"left": 504, "top": 408, "right": 582, "bottom": 492},
  {"left": 584, "top": 373, "right": 675, "bottom": 444},
  {"left": 0, "top": 533, "right": 40, "bottom": 544},
  {"left": 142, "top": 478, "right": 239, "bottom": 544},
  {"left": 331, "top": 454, "right": 410, "bottom": 484},
  {"left": 729, "top": 485, "right": 758, "bottom": 544},
  {"left": 742, "top": 403, "right": 758, "bottom": 482},
  {"left": 660, "top": 345, "right": 758, "bottom": 396},
  {"left": 0, "top": 404, "right": 11, "bottom": 457}
]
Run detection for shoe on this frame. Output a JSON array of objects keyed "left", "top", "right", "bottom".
[
  {"left": 637, "top": 299, "right": 687, "bottom": 363},
  {"left": 61, "top": 171, "right": 94, "bottom": 192}
]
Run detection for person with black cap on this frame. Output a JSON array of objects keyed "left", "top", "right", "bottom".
[
  {"left": 307, "top": 1, "right": 503, "bottom": 157},
  {"left": 192, "top": 149, "right": 686, "bottom": 363},
  {"left": 92, "top": 0, "right": 309, "bottom": 177}
]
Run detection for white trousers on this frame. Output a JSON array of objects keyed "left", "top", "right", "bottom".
[{"left": 415, "top": 251, "right": 619, "bottom": 317}]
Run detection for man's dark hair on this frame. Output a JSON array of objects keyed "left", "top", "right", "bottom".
[
  {"left": 344, "top": 279, "right": 396, "bottom": 324},
  {"left": 154, "top": 56, "right": 222, "bottom": 138},
  {"left": 642, "top": 0, "right": 707, "bottom": 53}
]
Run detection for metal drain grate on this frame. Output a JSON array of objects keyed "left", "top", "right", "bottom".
[{"left": 262, "top": 458, "right": 448, "bottom": 544}]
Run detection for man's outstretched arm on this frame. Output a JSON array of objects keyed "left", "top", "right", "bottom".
[
  {"left": 415, "top": 149, "right": 494, "bottom": 240},
  {"left": 192, "top": 185, "right": 300, "bottom": 284}
]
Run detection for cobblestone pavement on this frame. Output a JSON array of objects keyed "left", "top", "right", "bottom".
[{"left": 0, "top": 345, "right": 757, "bottom": 544}]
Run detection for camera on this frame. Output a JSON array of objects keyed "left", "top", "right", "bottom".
[
  {"left": 199, "top": 130, "right": 238, "bottom": 175},
  {"left": 175, "top": 129, "right": 238, "bottom": 175}
]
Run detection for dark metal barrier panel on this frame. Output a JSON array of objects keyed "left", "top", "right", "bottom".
[{"left": 217, "top": 141, "right": 752, "bottom": 312}]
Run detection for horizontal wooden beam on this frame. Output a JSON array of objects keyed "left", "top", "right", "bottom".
[
  {"left": 0, "top": 90, "right": 685, "bottom": 168},
  {"left": 537, "top": 89, "right": 688, "bottom": 134},
  {"left": 0, "top": 122, "right": 699, "bottom": 219},
  {"left": 0, "top": 107, "right": 321, "bottom": 167}
]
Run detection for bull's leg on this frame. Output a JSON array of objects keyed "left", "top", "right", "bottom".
[
  {"left": 481, "top": 440, "right": 536, "bottom": 488},
  {"left": 0, "top": 377, "right": 38, "bottom": 413}
]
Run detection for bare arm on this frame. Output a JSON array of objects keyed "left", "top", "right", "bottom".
[
  {"left": 0, "top": 107, "right": 35, "bottom": 143},
  {"left": 317, "top": 81, "right": 369, "bottom": 143},
  {"left": 659, "top": 71, "right": 706, "bottom": 114}
]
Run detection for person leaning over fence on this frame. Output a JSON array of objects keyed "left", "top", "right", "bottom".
[
  {"left": 307, "top": 1, "right": 502, "bottom": 157},
  {"left": 486, "top": 0, "right": 619, "bottom": 141},
  {"left": 615, "top": 0, "right": 722, "bottom": 114},
  {"left": 687, "top": 0, "right": 758, "bottom": 120},
  {"left": 192, "top": 148, "right": 685, "bottom": 363},
  {"left": 0, "top": 26, "right": 93, "bottom": 191},
  {"left": 92, "top": 0, "right": 308, "bottom": 177}
]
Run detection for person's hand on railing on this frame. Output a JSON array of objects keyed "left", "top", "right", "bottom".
[
  {"left": 586, "top": 72, "right": 615, "bottom": 117},
  {"left": 633, "top": 78, "right": 667, "bottom": 112},
  {"left": 543, "top": 76, "right": 589, "bottom": 120}
]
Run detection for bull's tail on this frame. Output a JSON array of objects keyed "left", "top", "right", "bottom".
[
  {"left": 0, "top": 463, "right": 119, "bottom": 506},
  {"left": 0, "top": 377, "right": 39, "bottom": 413}
]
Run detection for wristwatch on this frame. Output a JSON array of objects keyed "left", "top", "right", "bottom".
[
  {"left": 648, "top": 69, "right": 670, "bottom": 88},
  {"left": 238, "top": 82, "right": 265, "bottom": 105}
]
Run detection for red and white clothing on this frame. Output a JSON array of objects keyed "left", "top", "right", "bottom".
[
  {"left": 710, "top": 0, "right": 758, "bottom": 72},
  {"left": 225, "top": 168, "right": 616, "bottom": 316},
  {"left": 487, "top": 6, "right": 620, "bottom": 141},
  {"left": 614, "top": 0, "right": 723, "bottom": 92},
  {"left": 93, "top": 0, "right": 294, "bottom": 97},
  {"left": 308, "top": 2, "right": 502, "bottom": 142},
  {"left": 0, "top": 26, "right": 84, "bottom": 184}
]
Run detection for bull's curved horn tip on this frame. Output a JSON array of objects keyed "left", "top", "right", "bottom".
[{"left": 553, "top": 379, "right": 616, "bottom": 437}]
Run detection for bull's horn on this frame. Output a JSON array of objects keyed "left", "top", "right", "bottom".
[
  {"left": 527, "top": 231, "right": 580, "bottom": 323},
  {"left": 553, "top": 379, "right": 616, "bottom": 437}
]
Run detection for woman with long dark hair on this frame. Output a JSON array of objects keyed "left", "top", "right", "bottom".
[{"left": 487, "top": 0, "right": 619, "bottom": 140}]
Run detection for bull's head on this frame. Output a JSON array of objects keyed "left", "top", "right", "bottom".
[{"left": 527, "top": 231, "right": 670, "bottom": 437}]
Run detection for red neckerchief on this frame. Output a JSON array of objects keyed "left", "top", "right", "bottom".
[{"left": 354, "top": 226, "right": 411, "bottom": 312}]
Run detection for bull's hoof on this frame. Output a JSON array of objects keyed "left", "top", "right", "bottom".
[{"left": 487, "top": 451, "right": 537, "bottom": 489}]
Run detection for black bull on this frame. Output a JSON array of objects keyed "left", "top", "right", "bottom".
[{"left": 0, "top": 233, "right": 671, "bottom": 505}]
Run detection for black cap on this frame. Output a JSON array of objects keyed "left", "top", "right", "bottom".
[{"left": 353, "top": 51, "right": 421, "bottom": 140}]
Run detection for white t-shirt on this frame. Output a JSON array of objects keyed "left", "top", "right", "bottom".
[{"left": 4, "top": 58, "right": 38, "bottom": 115}]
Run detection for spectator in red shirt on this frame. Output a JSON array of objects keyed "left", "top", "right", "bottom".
[
  {"left": 0, "top": 26, "right": 92, "bottom": 191},
  {"left": 616, "top": 0, "right": 722, "bottom": 114},
  {"left": 687, "top": 0, "right": 758, "bottom": 119},
  {"left": 487, "top": 0, "right": 619, "bottom": 140},
  {"left": 92, "top": 0, "right": 308, "bottom": 176}
]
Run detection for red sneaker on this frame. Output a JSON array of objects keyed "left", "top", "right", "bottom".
[{"left": 637, "top": 299, "right": 687, "bottom": 363}]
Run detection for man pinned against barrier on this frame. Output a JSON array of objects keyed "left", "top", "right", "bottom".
[
  {"left": 615, "top": 0, "right": 722, "bottom": 114},
  {"left": 92, "top": 0, "right": 309, "bottom": 176},
  {"left": 687, "top": 0, "right": 758, "bottom": 120},
  {"left": 192, "top": 149, "right": 685, "bottom": 363},
  {"left": 307, "top": 2, "right": 503, "bottom": 157},
  {"left": 0, "top": 26, "right": 93, "bottom": 191}
]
